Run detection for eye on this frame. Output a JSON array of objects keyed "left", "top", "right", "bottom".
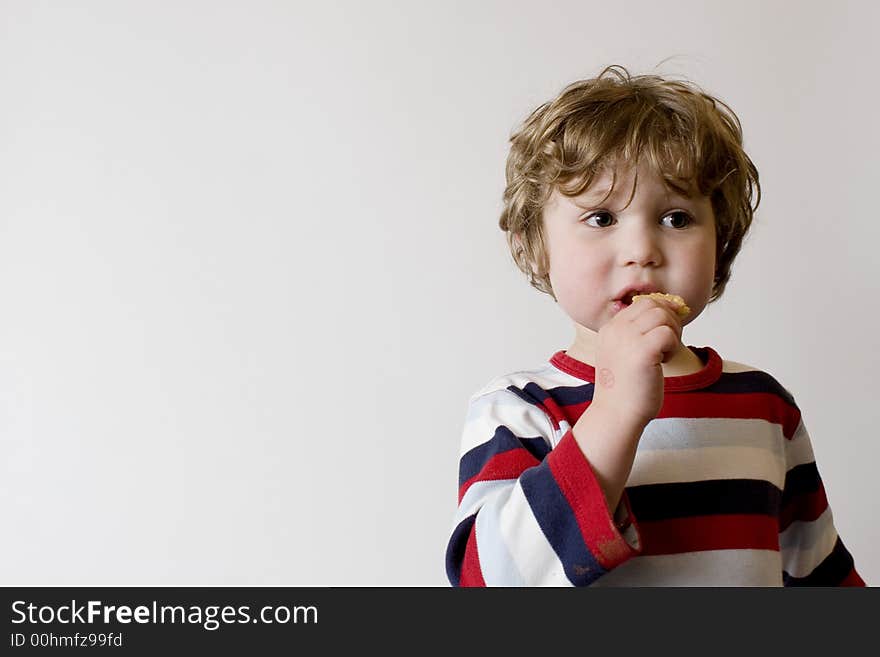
[
  {"left": 661, "top": 211, "right": 692, "bottom": 229},
  {"left": 583, "top": 211, "right": 615, "bottom": 228}
]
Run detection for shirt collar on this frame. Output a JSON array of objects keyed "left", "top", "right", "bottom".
[{"left": 549, "top": 346, "right": 723, "bottom": 392}]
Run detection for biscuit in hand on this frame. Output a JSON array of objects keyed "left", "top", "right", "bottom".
[{"left": 632, "top": 292, "right": 691, "bottom": 318}]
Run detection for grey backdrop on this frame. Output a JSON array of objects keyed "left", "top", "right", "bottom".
[{"left": 1, "top": 0, "right": 876, "bottom": 586}]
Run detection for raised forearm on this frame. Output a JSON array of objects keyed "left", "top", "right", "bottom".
[{"left": 571, "top": 401, "right": 646, "bottom": 513}]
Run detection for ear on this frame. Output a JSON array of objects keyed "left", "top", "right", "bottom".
[{"left": 513, "top": 232, "right": 541, "bottom": 276}]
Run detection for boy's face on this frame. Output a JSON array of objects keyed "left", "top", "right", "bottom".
[{"left": 540, "top": 162, "right": 717, "bottom": 333}]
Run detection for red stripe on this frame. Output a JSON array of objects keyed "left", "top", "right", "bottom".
[
  {"left": 779, "top": 484, "right": 828, "bottom": 532},
  {"left": 637, "top": 514, "right": 779, "bottom": 555},
  {"left": 547, "top": 432, "right": 637, "bottom": 569},
  {"left": 459, "top": 448, "right": 540, "bottom": 503},
  {"left": 661, "top": 392, "right": 801, "bottom": 439},
  {"left": 840, "top": 569, "right": 866, "bottom": 587},
  {"left": 558, "top": 393, "right": 801, "bottom": 440},
  {"left": 537, "top": 398, "right": 563, "bottom": 430},
  {"left": 560, "top": 399, "right": 591, "bottom": 422},
  {"left": 460, "top": 526, "right": 486, "bottom": 586}
]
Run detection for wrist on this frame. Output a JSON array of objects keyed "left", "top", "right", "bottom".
[
  {"left": 571, "top": 400, "right": 645, "bottom": 514},
  {"left": 585, "top": 397, "right": 651, "bottom": 437}
]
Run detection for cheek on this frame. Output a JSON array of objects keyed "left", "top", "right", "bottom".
[
  {"left": 548, "top": 248, "right": 607, "bottom": 307},
  {"left": 701, "top": 244, "right": 718, "bottom": 284},
  {"left": 694, "top": 251, "right": 716, "bottom": 283},
  {"left": 680, "top": 240, "right": 717, "bottom": 313},
  {"left": 548, "top": 244, "right": 586, "bottom": 281},
  {"left": 681, "top": 234, "right": 716, "bottom": 278}
]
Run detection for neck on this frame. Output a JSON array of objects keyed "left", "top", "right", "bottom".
[{"left": 567, "top": 323, "right": 704, "bottom": 378}]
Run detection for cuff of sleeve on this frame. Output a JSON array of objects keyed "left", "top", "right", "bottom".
[{"left": 546, "top": 429, "right": 642, "bottom": 570}]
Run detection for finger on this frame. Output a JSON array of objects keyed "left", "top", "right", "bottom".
[
  {"left": 644, "top": 324, "right": 681, "bottom": 363},
  {"left": 628, "top": 295, "right": 685, "bottom": 317},
  {"left": 631, "top": 305, "right": 683, "bottom": 339}
]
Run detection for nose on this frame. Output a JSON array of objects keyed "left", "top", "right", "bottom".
[{"left": 619, "top": 223, "right": 662, "bottom": 268}]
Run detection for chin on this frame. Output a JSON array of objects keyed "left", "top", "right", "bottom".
[{"left": 571, "top": 315, "right": 603, "bottom": 333}]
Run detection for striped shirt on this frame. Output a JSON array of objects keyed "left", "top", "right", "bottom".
[{"left": 446, "top": 346, "right": 864, "bottom": 586}]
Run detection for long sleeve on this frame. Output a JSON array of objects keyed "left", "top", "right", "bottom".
[
  {"left": 778, "top": 415, "right": 864, "bottom": 586},
  {"left": 445, "top": 387, "right": 640, "bottom": 586}
]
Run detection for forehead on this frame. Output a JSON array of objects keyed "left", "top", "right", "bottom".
[{"left": 564, "top": 163, "right": 700, "bottom": 206}]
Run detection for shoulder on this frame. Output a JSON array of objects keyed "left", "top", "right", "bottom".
[
  {"left": 717, "top": 354, "right": 797, "bottom": 408},
  {"left": 460, "top": 361, "right": 577, "bottom": 452},
  {"left": 712, "top": 352, "right": 806, "bottom": 441},
  {"left": 469, "top": 360, "right": 582, "bottom": 403},
  {"left": 464, "top": 360, "right": 582, "bottom": 435}
]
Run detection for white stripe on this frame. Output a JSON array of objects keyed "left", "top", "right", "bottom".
[
  {"left": 460, "top": 389, "right": 554, "bottom": 454},
  {"left": 627, "top": 445, "right": 786, "bottom": 489},
  {"left": 778, "top": 507, "right": 839, "bottom": 578},
  {"left": 473, "top": 488, "right": 526, "bottom": 586},
  {"left": 497, "top": 480, "right": 573, "bottom": 586},
  {"left": 454, "top": 478, "right": 514, "bottom": 527},
  {"left": 591, "top": 550, "right": 783, "bottom": 586},
  {"left": 784, "top": 419, "right": 816, "bottom": 471},
  {"left": 553, "top": 419, "right": 572, "bottom": 448},
  {"left": 721, "top": 359, "right": 761, "bottom": 373},
  {"left": 640, "top": 416, "right": 787, "bottom": 454},
  {"left": 473, "top": 363, "right": 586, "bottom": 398}
]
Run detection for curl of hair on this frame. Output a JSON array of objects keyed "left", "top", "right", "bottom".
[{"left": 499, "top": 64, "right": 761, "bottom": 302}]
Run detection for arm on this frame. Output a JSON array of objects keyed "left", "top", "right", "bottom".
[
  {"left": 779, "top": 416, "right": 864, "bottom": 586},
  {"left": 446, "top": 296, "right": 684, "bottom": 586},
  {"left": 571, "top": 399, "right": 646, "bottom": 515},
  {"left": 445, "top": 388, "right": 641, "bottom": 587}
]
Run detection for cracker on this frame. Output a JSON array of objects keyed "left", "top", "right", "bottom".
[{"left": 631, "top": 292, "right": 691, "bottom": 318}]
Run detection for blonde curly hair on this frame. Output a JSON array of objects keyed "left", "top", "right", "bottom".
[{"left": 500, "top": 64, "right": 761, "bottom": 302}]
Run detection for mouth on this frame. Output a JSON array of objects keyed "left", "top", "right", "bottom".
[{"left": 615, "top": 286, "right": 662, "bottom": 307}]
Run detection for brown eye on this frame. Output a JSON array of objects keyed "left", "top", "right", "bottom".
[
  {"left": 584, "top": 211, "right": 615, "bottom": 228},
  {"left": 661, "top": 211, "right": 692, "bottom": 229}
]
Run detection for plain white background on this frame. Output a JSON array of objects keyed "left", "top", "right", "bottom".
[{"left": 1, "top": 1, "right": 876, "bottom": 586}]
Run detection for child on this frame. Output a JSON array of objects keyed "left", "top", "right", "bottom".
[{"left": 446, "top": 64, "right": 864, "bottom": 586}]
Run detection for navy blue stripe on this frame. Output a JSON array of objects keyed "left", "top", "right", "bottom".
[
  {"left": 507, "top": 383, "right": 549, "bottom": 406},
  {"left": 705, "top": 371, "right": 796, "bottom": 406},
  {"left": 626, "top": 479, "right": 782, "bottom": 521},
  {"left": 512, "top": 372, "right": 796, "bottom": 412},
  {"left": 529, "top": 381, "right": 595, "bottom": 407},
  {"left": 546, "top": 384, "right": 595, "bottom": 406},
  {"left": 459, "top": 426, "right": 549, "bottom": 488},
  {"left": 783, "top": 537, "right": 855, "bottom": 586},
  {"left": 519, "top": 462, "right": 606, "bottom": 585},
  {"left": 509, "top": 382, "right": 596, "bottom": 410},
  {"left": 781, "top": 462, "right": 821, "bottom": 505},
  {"left": 524, "top": 367, "right": 796, "bottom": 409},
  {"left": 445, "top": 514, "right": 477, "bottom": 586}
]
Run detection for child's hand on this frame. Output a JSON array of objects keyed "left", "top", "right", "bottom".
[{"left": 592, "top": 296, "right": 685, "bottom": 430}]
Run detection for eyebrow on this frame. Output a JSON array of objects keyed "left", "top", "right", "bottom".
[
  {"left": 581, "top": 186, "right": 613, "bottom": 199},
  {"left": 572, "top": 187, "right": 625, "bottom": 209},
  {"left": 569, "top": 193, "right": 697, "bottom": 212},
  {"left": 574, "top": 186, "right": 695, "bottom": 207},
  {"left": 572, "top": 189, "right": 614, "bottom": 206}
]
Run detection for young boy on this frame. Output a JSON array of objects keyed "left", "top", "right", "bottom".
[{"left": 446, "top": 64, "right": 864, "bottom": 586}]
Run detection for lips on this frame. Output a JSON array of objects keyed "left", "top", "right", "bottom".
[{"left": 615, "top": 285, "right": 663, "bottom": 306}]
